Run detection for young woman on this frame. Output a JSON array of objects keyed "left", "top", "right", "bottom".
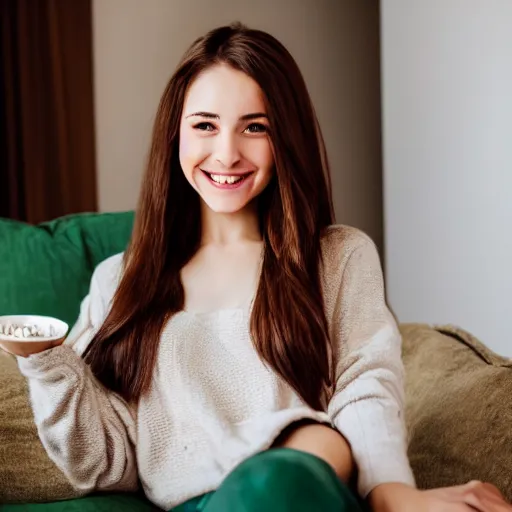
[{"left": 16, "top": 23, "right": 511, "bottom": 512}]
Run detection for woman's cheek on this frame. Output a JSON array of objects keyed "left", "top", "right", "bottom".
[
  {"left": 180, "top": 132, "right": 208, "bottom": 169},
  {"left": 179, "top": 131, "right": 192, "bottom": 165}
]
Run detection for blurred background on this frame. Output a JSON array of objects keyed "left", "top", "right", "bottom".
[{"left": 1, "top": 0, "right": 510, "bottom": 355}]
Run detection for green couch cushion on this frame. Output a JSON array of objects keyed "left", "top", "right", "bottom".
[
  {"left": 0, "top": 493, "right": 157, "bottom": 511},
  {"left": 0, "top": 212, "right": 134, "bottom": 505},
  {"left": 0, "top": 212, "right": 134, "bottom": 326}
]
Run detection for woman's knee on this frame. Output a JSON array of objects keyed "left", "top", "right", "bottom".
[
  {"left": 233, "top": 448, "right": 334, "bottom": 489},
  {"left": 221, "top": 448, "right": 362, "bottom": 510}
]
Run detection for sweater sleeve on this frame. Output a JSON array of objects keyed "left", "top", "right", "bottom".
[
  {"left": 16, "top": 254, "right": 139, "bottom": 494},
  {"left": 326, "top": 234, "right": 416, "bottom": 498}
]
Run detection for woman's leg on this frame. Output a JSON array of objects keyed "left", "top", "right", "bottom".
[
  {"left": 202, "top": 448, "right": 365, "bottom": 512},
  {"left": 170, "top": 493, "right": 212, "bottom": 512}
]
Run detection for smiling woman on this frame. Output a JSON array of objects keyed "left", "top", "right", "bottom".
[
  {"left": 11, "top": 21, "right": 511, "bottom": 512},
  {"left": 179, "top": 64, "right": 274, "bottom": 214}
]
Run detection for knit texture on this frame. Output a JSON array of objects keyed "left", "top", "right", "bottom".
[{"left": 17, "top": 225, "right": 415, "bottom": 510}]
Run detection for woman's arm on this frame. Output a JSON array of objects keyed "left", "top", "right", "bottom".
[
  {"left": 325, "top": 231, "right": 416, "bottom": 499},
  {"left": 323, "top": 230, "right": 512, "bottom": 512},
  {"left": 17, "top": 255, "right": 138, "bottom": 493},
  {"left": 368, "top": 481, "right": 512, "bottom": 511}
]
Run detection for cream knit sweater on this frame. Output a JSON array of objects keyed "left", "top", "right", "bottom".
[{"left": 17, "top": 225, "right": 415, "bottom": 510}]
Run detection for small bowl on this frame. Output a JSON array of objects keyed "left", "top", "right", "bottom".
[{"left": 0, "top": 315, "right": 69, "bottom": 358}]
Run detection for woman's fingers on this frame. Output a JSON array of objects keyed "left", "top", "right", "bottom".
[
  {"left": 423, "top": 481, "right": 512, "bottom": 512},
  {"left": 481, "top": 482, "right": 507, "bottom": 500},
  {"left": 460, "top": 481, "right": 512, "bottom": 511}
]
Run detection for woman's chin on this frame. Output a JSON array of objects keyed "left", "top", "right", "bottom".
[{"left": 201, "top": 198, "right": 250, "bottom": 215}]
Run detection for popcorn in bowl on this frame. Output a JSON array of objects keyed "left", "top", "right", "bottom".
[
  {"left": 0, "top": 322, "right": 56, "bottom": 339},
  {"left": 0, "top": 315, "right": 69, "bottom": 357}
]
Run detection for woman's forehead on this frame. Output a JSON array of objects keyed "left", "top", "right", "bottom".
[{"left": 183, "top": 64, "right": 267, "bottom": 118}]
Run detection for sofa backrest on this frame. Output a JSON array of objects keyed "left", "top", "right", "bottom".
[{"left": 0, "top": 212, "right": 134, "bottom": 327}]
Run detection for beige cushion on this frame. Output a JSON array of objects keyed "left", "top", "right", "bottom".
[
  {"left": 401, "top": 323, "right": 512, "bottom": 501},
  {"left": 0, "top": 351, "right": 80, "bottom": 503}
]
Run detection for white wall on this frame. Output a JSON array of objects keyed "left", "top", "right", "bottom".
[
  {"left": 92, "top": 0, "right": 385, "bottom": 249},
  {"left": 381, "top": 1, "right": 512, "bottom": 355}
]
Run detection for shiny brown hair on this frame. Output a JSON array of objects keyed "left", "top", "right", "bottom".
[{"left": 84, "top": 23, "right": 335, "bottom": 411}]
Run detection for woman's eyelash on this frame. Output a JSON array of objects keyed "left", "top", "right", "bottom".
[
  {"left": 245, "top": 123, "right": 268, "bottom": 134},
  {"left": 194, "top": 122, "right": 215, "bottom": 131},
  {"left": 192, "top": 122, "right": 268, "bottom": 133}
]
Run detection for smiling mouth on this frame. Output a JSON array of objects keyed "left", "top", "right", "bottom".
[{"left": 200, "top": 169, "right": 254, "bottom": 186}]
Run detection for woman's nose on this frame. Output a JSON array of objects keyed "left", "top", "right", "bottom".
[{"left": 213, "top": 132, "right": 241, "bottom": 169}]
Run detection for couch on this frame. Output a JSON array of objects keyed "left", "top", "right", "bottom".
[{"left": 0, "top": 212, "right": 511, "bottom": 510}]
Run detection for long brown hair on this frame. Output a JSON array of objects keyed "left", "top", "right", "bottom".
[{"left": 84, "top": 23, "right": 335, "bottom": 411}]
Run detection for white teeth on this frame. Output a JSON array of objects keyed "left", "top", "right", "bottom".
[{"left": 209, "top": 174, "right": 243, "bottom": 185}]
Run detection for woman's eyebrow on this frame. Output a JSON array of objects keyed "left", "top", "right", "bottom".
[
  {"left": 240, "top": 112, "right": 268, "bottom": 121},
  {"left": 186, "top": 112, "right": 268, "bottom": 120}
]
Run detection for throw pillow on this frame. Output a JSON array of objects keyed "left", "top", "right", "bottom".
[
  {"left": 401, "top": 323, "right": 512, "bottom": 502},
  {"left": 0, "top": 211, "right": 134, "bottom": 326}
]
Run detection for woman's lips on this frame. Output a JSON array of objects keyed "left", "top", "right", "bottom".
[{"left": 200, "top": 168, "right": 255, "bottom": 189}]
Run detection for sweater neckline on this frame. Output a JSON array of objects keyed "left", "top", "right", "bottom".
[
  {"left": 179, "top": 307, "right": 248, "bottom": 318},
  {"left": 176, "top": 301, "right": 253, "bottom": 321}
]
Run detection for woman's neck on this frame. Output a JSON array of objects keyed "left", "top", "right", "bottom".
[{"left": 200, "top": 201, "right": 262, "bottom": 246}]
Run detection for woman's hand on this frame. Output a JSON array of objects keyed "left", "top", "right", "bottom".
[
  {"left": 273, "top": 421, "right": 355, "bottom": 483},
  {"left": 369, "top": 481, "right": 512, "bottom": 512}
]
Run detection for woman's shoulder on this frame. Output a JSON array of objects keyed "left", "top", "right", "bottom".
[
  {"left": 91, "top": 252, "right": 125, "bottom": 297},
  {"left": 320, "top": 224, "right": 377, "bottom": 263},
  {"left": 319, "top": 225, "right": 384, "bottom": 315}
]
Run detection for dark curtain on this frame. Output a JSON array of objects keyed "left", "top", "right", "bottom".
[{"left": 0, "top": 0, "right": 97, "bottom": 224}]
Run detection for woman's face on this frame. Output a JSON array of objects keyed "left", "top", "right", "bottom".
[{"left": 179, "top": 64, "right": 274, "bottom": 214}]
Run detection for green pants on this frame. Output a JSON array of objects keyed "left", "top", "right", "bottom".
[{"left": 172, "top": 448, "right": 365, "bottom": 512}]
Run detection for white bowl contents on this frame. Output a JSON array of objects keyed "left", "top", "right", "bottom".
[
  {"left": 0, "top": 315, "right": 69, "bottom": 357},
  {"left": 0, "top": 315, "right": 68, "bottom": 341},
  {"left": 1, "top": 322, "right": 55, "bottom": 339}
]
